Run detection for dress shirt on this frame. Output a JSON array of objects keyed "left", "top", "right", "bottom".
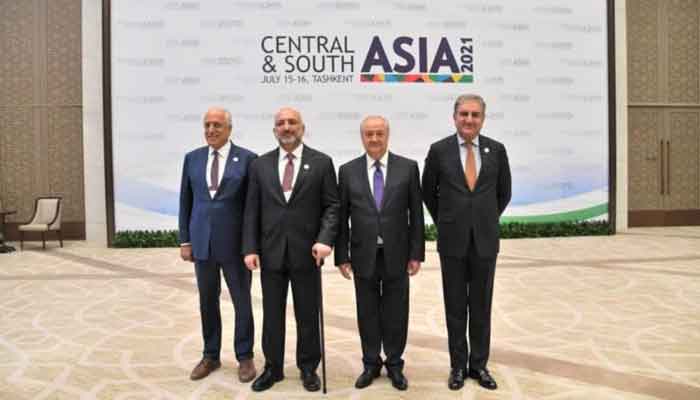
[
  {"left": 278, "top": 143, "right": 304, "bottom": 202},
  {"left": 366, "top": 152, "right": 388, "bottom": 245},
  {"left": 207, "top": 140, "right": 231, "bottom": 199},
  {"left": 457, "top": 133, "right": 482, "bottom": 177}
]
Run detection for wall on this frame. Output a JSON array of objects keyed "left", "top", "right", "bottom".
[{"left": 0, "top": 0, "right": 85, "bottom": 240}]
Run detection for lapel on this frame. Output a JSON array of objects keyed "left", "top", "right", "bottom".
[
  {"left": 269, "top": 148, "right": 286, "bottom": 205},
  {"left": 380, "top": 152, "right": 397, "bottom": 211},
  {"left": 356, "top": 156, "right": 377, "bottom": 213},
  {"left": 288, "top": 145, "right": 311, "bottom": 203},
  {"left": 475, "top": 135, "right": 491, "bottom": 189},
  {"left": 197, "top": 147, "right": 212, "bottom": 197},
  {"left": 213, "top": 142, "right": 239, "bottom": 198},
  {"left": 449, "top": 135, "right": 469, "bottom": 193}
]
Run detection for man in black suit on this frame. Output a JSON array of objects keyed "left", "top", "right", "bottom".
[
  {"left": 242, "top": 107, "right": 339, "bottom": 392},
  {"left": 178, "top": 107, "right": 257, "bottom": 382},
  {"left": 422, "top": 94, "right": 511, "bottom": 390},
  {"left": 335, "top": 116, "right": 424, "bottom": 391}
]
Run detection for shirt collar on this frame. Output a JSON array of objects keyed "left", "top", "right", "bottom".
[
  {"left": 366, "top": 151, "right": 389, "bottom": 170},
  {"left": 279, "top": 143, "right": 304, "bottom": 162},
  {"left": 210, "top": 140, "right": 232, "bottom": 157},
  {"left": 457, "top": 133, "right": 480, "bottom": 148}
]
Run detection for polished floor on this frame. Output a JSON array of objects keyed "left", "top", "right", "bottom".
[{"left": 0, "top": 227, "right": 699, "bottom": 399}]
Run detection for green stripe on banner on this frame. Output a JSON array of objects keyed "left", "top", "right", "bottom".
[{"left": 500, "top": 203, "right": 608, "bottom": 223}]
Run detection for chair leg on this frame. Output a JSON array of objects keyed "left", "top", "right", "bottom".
[
  {"left": 42, "top": 232, "right": 46, "bottom": 249},
  {"left": 20, "top": 231, "right": 23, "bottom": 251},
  {"left": 58, "top": 230, "right": 63, "bottom": 248}
]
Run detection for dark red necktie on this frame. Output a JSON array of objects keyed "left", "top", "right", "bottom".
[
  {"left": 209, "top": 150, "right": 219, "bottom": 191},
  {"left": 282, "top": 153, "right": 295, "bottom": 192}
]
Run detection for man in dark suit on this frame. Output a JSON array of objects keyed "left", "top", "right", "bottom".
[
  {"left": 179, "top": 107, "right": 257, "bottom": 383},
  {"left": 422, "top": 94, "right": 511, "bottom": 390},
  {"left": 335, "top": 116, "right": 424, "bottom": 391},
  {"left": 242, "top": 107, "right": 339, "bottom": 392}
]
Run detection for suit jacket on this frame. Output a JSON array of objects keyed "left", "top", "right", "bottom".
[
  {"left": 178, "top": 141, "right": 257, "bottom": 262},
  {"left": 242, "top": 145, "right": 339, "bottom": 271},
  {"left": 335, "top": 152, "right": 425, "bottom": 279},
  {"left": 422, "top": 134, "right": 511, "bottom": 258}
]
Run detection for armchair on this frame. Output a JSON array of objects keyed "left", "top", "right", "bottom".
[{"left": 18, "top": 196, "right": 63, "bottom": 250}]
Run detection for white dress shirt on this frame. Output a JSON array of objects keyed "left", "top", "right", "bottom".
[
  {"left": 457, "top": 133, "right": 482, "bottom": 177},
  {"left": 207, "top": 140, "right": 231, "bottom": 198},
  {"left": 278, "top": 143, "right": 304, "bottom": 202}
]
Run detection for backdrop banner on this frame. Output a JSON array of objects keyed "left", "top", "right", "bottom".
[{"left": 111, "top": 1, "right": 610, "bottom": 230}]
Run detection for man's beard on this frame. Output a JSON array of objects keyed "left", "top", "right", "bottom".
[{"left": 276, "top": 133, "right": 300, "bottom": 146}]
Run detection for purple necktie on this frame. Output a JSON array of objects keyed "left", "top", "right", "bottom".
[
  {"left": 209, "top": 150, "right": 219, "bottom": 191},
  {"left": 373, "top": 160, "right": 383, "bottom": 210}
]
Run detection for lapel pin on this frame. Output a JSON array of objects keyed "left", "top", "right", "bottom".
[
  {"left": 303, "top": 164, "right": 310, "bottom": 170},
  {"left": 484, "top": 147, "right": 490, "bottom": 154},
  {"left": 233, "top": 157, "right": 239, "bottom": 162}
]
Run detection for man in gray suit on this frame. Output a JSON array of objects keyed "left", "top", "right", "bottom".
[
  {"left": 335, "top": 116, "right": 424, "bottom": 391},
  {"left": 422, "top": 94, "right": 511, "bottom": 390}
]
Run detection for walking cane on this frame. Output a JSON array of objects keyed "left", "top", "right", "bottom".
[{"left": 317, "top": 259, "right": 327, "bottom": 394}]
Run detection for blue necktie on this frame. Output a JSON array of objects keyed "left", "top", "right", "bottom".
[{"left": 373, "top": 160, "right": 384, "bottom": 210}]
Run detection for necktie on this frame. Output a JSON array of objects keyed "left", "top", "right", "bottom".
[
  {"left": 282, "top": 153, "right": 295, "bottom": 192},
  {"left": 464, "top": 141, "right": 477, "bottom": 191},
  {"left": 373, "top": 160, "right": 384, "bottom": 210},
  {"left": 209, "top": 150, "right": 219, "bottom": 191}
]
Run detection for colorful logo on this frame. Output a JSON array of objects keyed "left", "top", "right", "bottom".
[{"left": 360, "top": 36, "right": 474, "bottom": 83}]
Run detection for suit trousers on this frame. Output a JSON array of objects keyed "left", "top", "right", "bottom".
[
  {"left": 194, "top": 259, "right": 254, "bottom": 361},
  {"left": 260, "top": 248, "right": 321, "bottom": 375},
  {"left": 439, "top": 231, "right": 496, "bottom": 371},
  {"left": 354, "top": 248, "right": 409, "bottom": 372}
]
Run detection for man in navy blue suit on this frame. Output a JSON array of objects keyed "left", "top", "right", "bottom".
[{"left": 179, "top": 107, "right": 257, "bottom": 383}]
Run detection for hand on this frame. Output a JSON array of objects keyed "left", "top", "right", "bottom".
[
  {"left": 407, "top": 260, "right": 421, "bottom": 276},
  {"left": 180, "top": 245, "right": 193, "bottom": 262},
  {"left": 311, "top": 242, "right": 332, "bottom": 268},
  {"left": 244, "top": 254, "right": 260, "bottom": 271},
  {"left": 338, "top": 263, "right": 352, "bottom": 280}
]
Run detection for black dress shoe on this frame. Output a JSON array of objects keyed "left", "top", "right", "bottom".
[
  {"left": 300, "top": 370, "right": 321, "bottom": 392},
  {"left": 469, "top": 368, "right": 497, "bottom": 390},
  {"left": 354, "top": 368, "right": 381, "bottom": 389},
  {"left": 387, "top": 370, "right": 408, "bottom": 391},
  {"left": 251, "top": 367, "right": 284, "bottom": 392},
  {"left": 448, "top": 368, "right": 466, "bottom": 390}
]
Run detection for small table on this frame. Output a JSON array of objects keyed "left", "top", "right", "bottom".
[{"left": 0, "top": 210, "right": 17, "bottom": 253}]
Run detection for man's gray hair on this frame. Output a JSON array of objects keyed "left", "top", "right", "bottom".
[
  {"left": 453, "top": 94, "right": 486, "bottom": 115},
  {"left": 360, "top": 115, "right": 390, "bottom": 133},
  {"left": 205, "top": 107, "right": 233, "bottom": 128},
  {"left": 223, "top": 110, "right": 232, "bottom": 127}
]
